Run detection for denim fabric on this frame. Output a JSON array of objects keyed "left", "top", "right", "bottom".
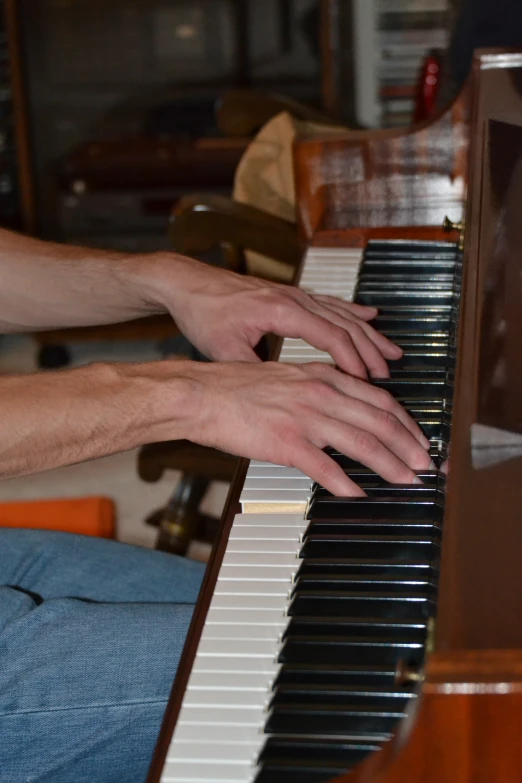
[{"left": 0, "top": 529, "right": 205, "bottom": 783}]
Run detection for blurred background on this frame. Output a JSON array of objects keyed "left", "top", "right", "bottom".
[{"left": 2, "top": 0, "right": 458, "bottom": 247}]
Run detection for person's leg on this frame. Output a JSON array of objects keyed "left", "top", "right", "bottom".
[
  {"left": 0, "top": 529, "right": 206, "bottom": 783},
  {"left": 0, "top": 528, "right": 205, "bottom": 603}
]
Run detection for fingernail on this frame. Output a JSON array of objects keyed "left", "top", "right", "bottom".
[
  {"left": 413, "top": 476, "right": 424, "bottom": 485},
  {"left": 420, "top": 435, "right": 431, "bottom": 450},
  {"left": 429, "top": 461, "right": 438, "bottom": 471}
]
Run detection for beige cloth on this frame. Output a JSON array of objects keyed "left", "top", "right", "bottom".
[{"left": 232, "top": 111, "right": 342, "bottom": 282}]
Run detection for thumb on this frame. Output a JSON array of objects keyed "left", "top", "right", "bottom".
[{"left": 213, "top": 337, "right": 262, "bottom": 363}]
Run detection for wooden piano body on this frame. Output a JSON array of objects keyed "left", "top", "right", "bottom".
[{"left": 148, "top": 50, "right": 522, "bottom": 783}]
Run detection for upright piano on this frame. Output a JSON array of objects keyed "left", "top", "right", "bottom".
[{"left": 148, "top": 50, "right": 522, "bottom": 783}]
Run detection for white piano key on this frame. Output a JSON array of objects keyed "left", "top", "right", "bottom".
[
  {"left": 243, "top": 477, "right": 312, "bottom": 491},
  {"left": 239, "top": 490, "right": 309, "bottom": 514},
  {"left": 205, "top": 607, "right": 287, "bottom": 626},
  {"left": 221, "top": 551, "right": 300, "bottom": 567},
  {"left": 198, "top": 622, "right": 284, "bottom": 641},
  {"left": 171, "top": 720, "right": 263, "bottom": 744},
  {"left": 248, "top": 461, "right": 297, "bottom": 469},
  {"left": 280, "top": 355, "right": 333, "bottom": 364},
  {"left": 162, "top": 760, "right": 255, "bottom": 782},
  {"left": 209, "top": 591, "right": 290, "bottom": 609},
  {"left": 218, "top": 565, "right": 296, "bottom": 582},
  {"left": 246, "top": 465, "right": 308, "bottom": 479},
  {"left": 228, "top": 525, "right": 303, "bottom": 541},
  {"left": 192, "top": 651, "right": 280, "bottom": 675},
  {"left": 178, "top": 705, "right": 266, "bottom": 726},
  {"left": 231, "top": 512, "right": 306, "bottom": 527},
  {"left": 225, "top": 537, "right": 301, "bottom": 554},
  {"left": 188, "top": 670, "right": 276, "bottom": 691},
  {"left": 167, "top": 739, "right": 259, "bottom": 763},
  {"left": 184, "top": 688, "right": 270, "bottom": 709},
  {"left": 214, "top": 582, "right": 290, "bottom": 597}
]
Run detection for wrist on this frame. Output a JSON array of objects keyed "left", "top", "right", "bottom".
[
  {"left": 115, "top": 358, "right": 206, "bottom": 447},
  {"left": 129, "top": 251, "right": 198, "bottom": 314}
]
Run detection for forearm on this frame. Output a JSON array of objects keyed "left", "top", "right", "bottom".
[
  {"left": 0, "top": 228, "right": 178, "bottom": 332},
  {"left": 0, "top": 360, "right": 198, "bottom": 479}
]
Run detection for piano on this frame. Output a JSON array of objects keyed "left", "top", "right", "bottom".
[{"left": 148, "top": 50, "right": 522, "bottom": 783}]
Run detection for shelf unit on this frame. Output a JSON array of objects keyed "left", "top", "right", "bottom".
[{"left": 352, "top": 0, "right": 450, "bottom": 128}]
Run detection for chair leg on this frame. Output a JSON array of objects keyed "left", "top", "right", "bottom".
[{"left": 154, "top": 474, "right": 211, "bottom": 555}]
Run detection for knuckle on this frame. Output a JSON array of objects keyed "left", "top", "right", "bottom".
[
  {"left": 347, "top": 321, "right": 364, "bottom": 337},
  {"left": 374, "top": 387, "right": 396, "bottom": 411},
  {"left": 334, "top": 327, "right": 355, "bottom": 350},
  {"left": 314, "top": 459, "right": 337, "bottom": 488},
  {"left": 275, "top": 421, "right": 302, "bottom": 452},
  {"left": 377, "top": 408, "right": 401, "bottom": 433},
  {"left": 353, "top": 429, "right": 380, "bottom": 456},
  {"left": 303, "top": 379, "right": 328, "bottom": 399}
]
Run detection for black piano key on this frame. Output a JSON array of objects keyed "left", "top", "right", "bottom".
[
  {"left": 360, "top": 274, "right": 455, "bottom": 285},
  {"left": 278, "top": 634, "right": 425, "bottom": 666},
  {"left": 307, "top": 497, "right": 443, "bottom": 521},
  {"left": 265, "top": 702, "right": 406, "bottom": 737},
  {"left": 339, "top": 469, "right": 441, "bottom": 486},
  {"left": 275, "top": 663, "right": 400, "bottom": 688},
  {"left": 300, "top": 535, "right": 440, "bottom": 560},
  {"left": 289, "top": 591, "right": 435, "bottom": 620},
  {"left": 357, "top": 292, "right": 455, "bottom": 307},
  {"left": 269, "top": 684, "right": 415, "bottom": 709},
  {"left": 388, "top": 337, "right": 449, "bottom": 349},
  {"left": 259, "top": 737, "right": 380, "bottom": 766},
  {"left": 387, "top": 350, "right": 449, "bottom": 368},
  {"left": 292, "top": 574, "right": 438, "bottom": 597},
  {"left": 311, "top": 485, "right": 444, "bottom": 501},
  {"left": 284, "top": 616, "right": 427, "bottom": 641},
  {"left": 358, "top": 281, "right": 454, "bottom": 293},
  {"left": 254, "top": 758, "right": 365, "bottom": 783},
  {"left": 372, "top": 377, "right": 447, "bottom": 396},
  {"left": 365, "top": 240, "right": 457, "bottom": 256},
  {"left": 297, "top": 558, "right": 437, "bottom": 579},
  {"left": 388, "top": 367, "right": 448, "bottom": 380},
  {"left": 305, "top": 520, "right": 441, "bottom": 537},
  {"left": 373, "top": 314, "right": 451, "bottom": 331},
  {"left": 326, "top": 447, "right": 442, "bottom": 471}
]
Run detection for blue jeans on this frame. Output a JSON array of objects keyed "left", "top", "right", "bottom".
[{"left": 0, "top": 529, "right": 205, "bottom": 783}]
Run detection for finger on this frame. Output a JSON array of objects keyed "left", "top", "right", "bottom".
[
  {"left": 302, "top": 363, "right": 430, "bottom": 449},
  {"left": 283, "top": 299, "right": 389, "bottom": 377},
  {"left": 311, "top": 416, "right": 428, "bottom": 485},
  {"left": 289, "top": 441, "right": 367, "bottom": 497},
  {"left": 311, "top": 299, "right": 403, "bottom": 361},
  {"left": 213, "top": 339, "right": 262, "bottom": 363},
  {"left": 312, "top": 295, "right": 378, "bottom": 321},
  {"left": 342, "top": 323, "right": 390, "bottom": 379},
  {"left": 267, "top": 302, "right": 368, "bottom": 379},
  {"left": 311, "top": 390, "right": 432, "bottom": 472}
]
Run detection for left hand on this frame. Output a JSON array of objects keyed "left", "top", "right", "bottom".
[{"left": 153, "top": 256, "right": 403, "bottom": 379}]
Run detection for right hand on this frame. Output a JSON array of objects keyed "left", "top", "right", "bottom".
[{"left": 183, "top": 361, "right": 432, "bottom": 497}]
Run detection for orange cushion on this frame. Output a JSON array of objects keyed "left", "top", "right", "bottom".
[{"left": 0, "top": 497, "right": 116, "bottom": 539}]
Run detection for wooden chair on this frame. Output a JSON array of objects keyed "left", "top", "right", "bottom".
[{"left": 138, "top": 441, "right": 239, "bottom": 556}]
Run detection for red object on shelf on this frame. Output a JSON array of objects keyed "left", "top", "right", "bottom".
[{"left": 414, "top": 53, "right": 442, "bottom": 123}]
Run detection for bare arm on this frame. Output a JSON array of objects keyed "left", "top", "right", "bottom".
[
  {"left": 0, "top": 359, "right": 432, "bottom": 496},
  {"left": 0, "top": 228, "right": 166, "bottom": 332},
  {"left": 0, "top": 227, "right": 401, "bottom": 379}
]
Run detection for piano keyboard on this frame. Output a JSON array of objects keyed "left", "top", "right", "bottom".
[{"left": 161, "top": 239, "right": 460, "bottom": 783}]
